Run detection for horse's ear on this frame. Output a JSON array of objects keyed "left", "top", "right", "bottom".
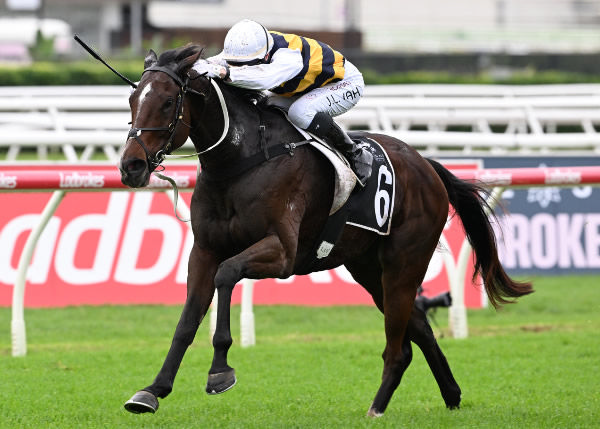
[
  {"left": 144, "top": 49, "right": 158, "bottom": 69},
  {"left": 180, "top": 49, "right": 204, "bottom": 77}
]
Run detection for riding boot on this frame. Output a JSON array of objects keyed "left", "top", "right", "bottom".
[{"left": 307, "top": 112, "right": 373, "bottom": 186}]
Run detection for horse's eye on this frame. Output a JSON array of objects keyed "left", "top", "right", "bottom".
[{"left": 164, "top": 98, "right": 174, "bottom": 110}]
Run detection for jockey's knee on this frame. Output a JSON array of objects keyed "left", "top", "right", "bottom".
[{"left": 288, "top": 103, "right": 316, "bottom": 130}]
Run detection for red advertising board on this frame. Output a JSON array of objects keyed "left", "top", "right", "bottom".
[{"left": 0, "top": 190, "right": 482, "bottom": 308}]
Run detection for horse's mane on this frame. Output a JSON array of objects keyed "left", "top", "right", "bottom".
[{"left": 157, "top": 44, "right": 268, "bottom": 107}]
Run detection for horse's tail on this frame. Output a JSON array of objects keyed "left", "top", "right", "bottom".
[{"left": 426, "top": 158, "right": 533, "bottom": 308}]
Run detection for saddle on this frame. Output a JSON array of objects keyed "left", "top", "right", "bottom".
[{"left": 291, "top": 122, "right": 396, "bottom": 266}]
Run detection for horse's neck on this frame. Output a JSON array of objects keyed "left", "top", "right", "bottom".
[
  {"left": 188, "top": 81, "right": 242, "bottom": 169},
  {"left": 193, "top": 82, "right": 300, "bottom": 175}
]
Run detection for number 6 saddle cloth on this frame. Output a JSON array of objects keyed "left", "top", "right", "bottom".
[{"left": 304, "top": 132, "right": 396, "bottom": 264}]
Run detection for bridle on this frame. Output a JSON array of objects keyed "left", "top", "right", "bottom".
[
  {"left": 128, "top": 58, "right": 311, "bottom": 187},
  {"left": 72, "top": 35, "right": 228, "bottom": 171},
  {"left": 127, "top": 64, "right": 206, "bottom": 170},
  {"left": 127, "top": 63, "right": 231, "bottom": 222}
]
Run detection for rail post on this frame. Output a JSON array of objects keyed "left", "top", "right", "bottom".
[{"left": 12, "top": 190, "right": 66, "bottom": 356}]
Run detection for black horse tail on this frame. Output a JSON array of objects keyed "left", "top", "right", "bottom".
[{"left": 426, "top": 158, "right": 533, "bottom": 308}]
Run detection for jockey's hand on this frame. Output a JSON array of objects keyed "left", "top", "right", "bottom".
[
  {"left": 192, "top": 61, "right": 229, "bottom": 80},
  {"left": 129, "top": 81, "right": 140, "bottom": 95}
]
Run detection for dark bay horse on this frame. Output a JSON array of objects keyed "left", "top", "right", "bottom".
[{"left": 118, "top": 45, "right": 533, "bottom": 417}]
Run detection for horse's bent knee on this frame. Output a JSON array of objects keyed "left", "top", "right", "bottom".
[
  {"left": 214, "top": 263, "right": 241, "bottom": 289},
  {"left": 279, "top": 259, "right": 295, "bottom": 279}
]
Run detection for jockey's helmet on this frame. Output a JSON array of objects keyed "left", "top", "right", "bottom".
[{"left": 223, "top": 19, "right": 274, "bottom": 65}]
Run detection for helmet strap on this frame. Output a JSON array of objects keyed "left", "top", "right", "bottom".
[{"left": 258, "top": 22, "right": 270, "bottom": 52}]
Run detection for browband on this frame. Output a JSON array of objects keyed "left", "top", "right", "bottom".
[{"left": 142, "top": 65, "right": 184, "bottom": 87}]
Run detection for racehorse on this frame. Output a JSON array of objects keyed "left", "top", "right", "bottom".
[{"left": 118, "top": 45, "right": 533, "bottom": 417}]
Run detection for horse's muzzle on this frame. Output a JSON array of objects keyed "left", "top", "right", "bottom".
[{"left": 120, "top": 158, "right": 150, "bottom": 188}]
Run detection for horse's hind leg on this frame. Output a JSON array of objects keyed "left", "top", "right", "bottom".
[
  {"left": 408, "top": 302, "right": 461, "bottom": 408},
  {"left": 348, "top": 259, "right": 461, "bottom": 411},
  {"left": 367, "top": 266, "right": 418, "bottom": 417}
]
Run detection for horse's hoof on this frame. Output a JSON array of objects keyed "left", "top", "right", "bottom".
[
  {"left": 124, "top": 390, "right": 159, "bottom": 414},
  {"left": 444, "top": 390, "right": 461, "bottom": 409},
  {"left": 367, "top": 407, "right": 383, "bottom": 418},
  {"left": 206, "top": 368, "right": 236, "bottom": 394}
]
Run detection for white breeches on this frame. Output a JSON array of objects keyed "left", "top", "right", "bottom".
[{"left": 267, "top": 60, "right": 365, "bottom": 129}]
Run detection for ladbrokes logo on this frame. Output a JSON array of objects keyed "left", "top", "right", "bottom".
[
  {"left": 475, "top": 171, "right": 512, "bottom": 186},
  {"left": 0, "top": 191, "right": 481, "bottom": 308},
  {"left": 545, "top": 169, "right": 581, "bottom": 185},
  {"left": 59, "top": 172, "right": 105, "bottom": 188},
  {"left": 148, "top": 173, "right": 191, "bottom": 189},
  {"left": 0, "top": 173, "right": 17, "bottom": 189}
]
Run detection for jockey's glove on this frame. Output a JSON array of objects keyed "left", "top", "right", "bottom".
[
  {"left": 192, "top": 60, "right": 229, "bottom": 80},
  {"left": 129, "top": 82, "right": 140, "bottom": 95}
]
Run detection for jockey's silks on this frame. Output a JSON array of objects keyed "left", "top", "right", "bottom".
[{"left": 269, "top": 32, "right": 345, "bottom": 97}]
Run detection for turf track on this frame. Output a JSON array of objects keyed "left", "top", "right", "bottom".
[{"left": 1, "top": 275, "right": 598, "bottom": 428}]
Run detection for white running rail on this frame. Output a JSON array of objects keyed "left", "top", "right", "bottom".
[{"left": 2, "top": 84, "right": 600, "bottom": 160}]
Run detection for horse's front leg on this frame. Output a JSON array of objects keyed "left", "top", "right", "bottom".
[
  {"left": 124, "top": 244, "right": 218, "bottom": 414},
  {"left": 207, "top": 233, "right": 296, "bottom": 394}
]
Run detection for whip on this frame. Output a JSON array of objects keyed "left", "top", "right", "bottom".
[{"left": 73, "top": 34, "right": 138, "bottom": 88}]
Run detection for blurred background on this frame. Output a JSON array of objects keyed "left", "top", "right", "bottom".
[{"left": 2, "top": 0, "right": 600, "bottom": 80}]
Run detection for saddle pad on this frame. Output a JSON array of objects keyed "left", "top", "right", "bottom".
[
  {"left": 279, "top": 110, "right": 395, "bottom": 240},
  {"left": 304, "top": 136, "right": 396, "bottom": 267},
  {"left": 345, "top": 137, "right": 396, "bottom": 235}
]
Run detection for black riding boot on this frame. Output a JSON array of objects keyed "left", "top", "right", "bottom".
[{"left": 307, "top": 112, "right": 373, "bottom": 186}]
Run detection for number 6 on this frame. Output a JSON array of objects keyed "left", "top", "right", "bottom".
[{"left": 375, "top": 165, "right": 392, "bottom": 227}]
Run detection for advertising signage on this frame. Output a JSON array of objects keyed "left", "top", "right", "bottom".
[{"left": 482, "top": 156, "right": 600, "bottom": 275}]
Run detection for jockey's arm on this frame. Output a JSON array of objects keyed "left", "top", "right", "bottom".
[
  {"left": 206, "top": 52, "right": 227, "bottom": 66},
  {"left": 208, "top": 49, "right": 303, "bottom": 91}
]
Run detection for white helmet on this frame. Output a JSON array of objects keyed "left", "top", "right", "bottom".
[{"left": 223, "top": 19, "right": 274, "bottom": 64}]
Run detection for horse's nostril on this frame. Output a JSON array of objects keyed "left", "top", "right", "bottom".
[{"left": 125, "top": 159, "right": 147, "bottom": 175}]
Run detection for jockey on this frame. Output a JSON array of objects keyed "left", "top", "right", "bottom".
[{"left": 192, "top": 19, "right": 373, "bottom": 186}]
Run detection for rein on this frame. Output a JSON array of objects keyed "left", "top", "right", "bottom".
[
  {"left": 127, "top": 66, "right": 232, "bottom": 222},
  {"left": 162, "top": 79, "right": 231, "bottom": 160}
]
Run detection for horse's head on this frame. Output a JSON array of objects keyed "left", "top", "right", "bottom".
[{"left": 120, "top": 45, "right": 205, "bottom": 188}]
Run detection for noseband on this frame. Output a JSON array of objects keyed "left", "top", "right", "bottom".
[{"left": 127, "top": 65, "right": 205, "bottom": 170}]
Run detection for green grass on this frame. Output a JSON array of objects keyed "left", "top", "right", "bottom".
[{"left": 1, "top": 275, "right": 599, "bottom": 428}]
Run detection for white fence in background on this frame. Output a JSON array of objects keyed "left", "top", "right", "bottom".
[{"left": 1, "top": 84, "right": 600, "bottom": 160}]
